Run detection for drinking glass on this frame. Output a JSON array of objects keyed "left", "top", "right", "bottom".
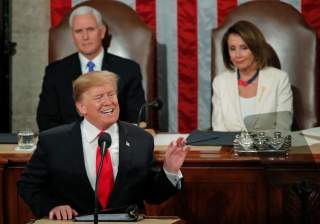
[{"left": 17, "top": 129, "right": 36, "bottom": 150}]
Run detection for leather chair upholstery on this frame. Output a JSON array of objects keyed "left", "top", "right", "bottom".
[
  {"left": 211, "top": 1, "right": 320, "bottom": 130},
  {"left": 49, "top": 0, "right": 157, "bottom": 127}
]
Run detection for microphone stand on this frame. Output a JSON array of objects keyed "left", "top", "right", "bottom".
[
  {"left": 137, "top": 104, "right": 146, "bottom": 128},
  {"left": 136, "top": 99, "right": 163, "bottom": 128},
  {"left": 94, "top": 141, "right": 107, "bottom": 224}
]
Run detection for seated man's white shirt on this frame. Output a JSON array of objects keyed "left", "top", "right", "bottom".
[{"left": 79, "top": 48, "right": 104, "bottom": 73}]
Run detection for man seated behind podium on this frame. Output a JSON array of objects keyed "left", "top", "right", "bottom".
[
  {"left": 37, "top": 6, "right": 145, "bottom": 131},
  {"left": 18, "top": 71, "right": 189, "bottom": 220}
]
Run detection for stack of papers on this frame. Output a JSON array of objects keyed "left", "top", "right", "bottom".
[
  {"left": 292, "top": 127, "right": 320, "bottom": 146},
  {"left": 154, "top": 133, "right": 189, "bottom": 146}
]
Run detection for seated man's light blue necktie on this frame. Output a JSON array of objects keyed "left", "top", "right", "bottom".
[{"left": 87, "top": 61, "right": 95, "bottom": 72}]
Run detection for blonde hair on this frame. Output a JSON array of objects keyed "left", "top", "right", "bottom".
[{"left": 73, "top": 71, "right": 119, "bottom": 102}]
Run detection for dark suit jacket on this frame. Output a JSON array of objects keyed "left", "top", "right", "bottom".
[
  {"left": 36, "top": 51, "right": 146, "bottom": 131},
  {"left": 17, "top": 121, "right": 177, "bottom": 218}
]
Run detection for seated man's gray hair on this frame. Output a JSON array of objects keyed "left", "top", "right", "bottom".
[{"left": 69, "top": 6, "right": 103, "bottom": 27}]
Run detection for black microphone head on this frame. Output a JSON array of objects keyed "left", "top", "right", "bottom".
[
  {"left": 98, "top": 132, "right": 112, "bottom": 148},
  {"left": 149, "top": 98, "right": 163, "bottom": 110}
]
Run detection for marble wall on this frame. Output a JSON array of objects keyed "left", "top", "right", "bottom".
[{"left": 11, "top": 0, "right": 50, "bottom": 132}]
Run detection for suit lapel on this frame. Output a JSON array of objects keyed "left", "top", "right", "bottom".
[
  {"left": 255, "top": 69, "right": 268, "bottom": 115},
  {"left": 69, "top": 121, "right": 95, "bottom": 197},
  {"left": 101, "top": 52, "right": 110, "bottom": 71},
  {"left": 117, "top": 122, "right": 133, "bottom": 176},
  {"left": 69, "top": 53, "right": 82, "bottom": 81},
  {"left": 100, "top": 52, "right": 125, "bottom": 97},
  {"left": 246, "top": 68, "right": 271, "bottom": 130},
  {"left": 108, "top": 121, "right": 133, "bottom": 207}
]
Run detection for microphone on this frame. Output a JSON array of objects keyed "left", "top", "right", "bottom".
[
  {"left": 94, "top": 133, "right": 112, "bottom": 224},
  {"left": 137, "top": 99, "right": 163, "bottom": 128},
  {"left": 98, "top": 133, "right": 112, "bottom": 157}
]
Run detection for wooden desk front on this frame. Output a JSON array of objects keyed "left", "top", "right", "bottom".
[
  {"left": 0, "top": 144, "right": 33, "bottom": 224},
  {"left": 1, "top": 144, "right": 320, "bottom": 224}
]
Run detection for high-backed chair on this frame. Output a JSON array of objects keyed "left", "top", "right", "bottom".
[
  {"left": 211, "top": 1, "right": 320, "bottom": 130},
  {"left": 49, "top": 0, "right": 157, "bottom": 128}
]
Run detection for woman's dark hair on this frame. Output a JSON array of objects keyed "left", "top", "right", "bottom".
[{"left": 222, "top": 20, "right": 268, "bottom": 71}]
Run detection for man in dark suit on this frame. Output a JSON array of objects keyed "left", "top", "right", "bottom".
[
  {"left": 37, "top": 6, "right": 145, "bottom": 131},
  {"left": 18, "top": 71, "right": 189, "bottom": 220}
]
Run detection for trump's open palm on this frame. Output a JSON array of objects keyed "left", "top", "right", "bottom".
[{"left": 163, "top": 137, "right": 190, "bottom": 173}]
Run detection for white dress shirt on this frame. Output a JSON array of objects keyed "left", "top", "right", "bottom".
[
  {"left": 81, "top": 119, "right": 119, "bottom": 190},
  {"left": 78, "top": 48, "right": 104, "bottom": 73},
  {"left": 80, "top": 119, "right": 182, "bottom": 190}
]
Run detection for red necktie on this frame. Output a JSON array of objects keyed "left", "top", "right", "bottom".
[{"left": 96, "top": 140, "right": 114, "bottom": 209}]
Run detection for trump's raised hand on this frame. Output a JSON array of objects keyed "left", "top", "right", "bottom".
[{"left": 163, "top": 137, "right": 190, "bottom": 173}]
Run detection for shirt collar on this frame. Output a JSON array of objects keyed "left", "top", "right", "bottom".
[
  {"left": 82, "top": 118, "right": 118, "bottom": 144},
  {"left": 78, "top": 48, "right": 104, "bottom": 73}
]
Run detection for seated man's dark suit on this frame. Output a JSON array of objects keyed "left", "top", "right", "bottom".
[
  {"left": 17, "top": 120, "right": 177, "bottom": 218},
  {"left": 36, "top": 51, "right": 146, "bottom": 131}
]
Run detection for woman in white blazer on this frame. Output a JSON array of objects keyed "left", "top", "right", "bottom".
[{"left": 212, "top": 21, "right": 293, "bottom": 131}]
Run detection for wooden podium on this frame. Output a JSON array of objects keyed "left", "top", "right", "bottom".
[{"left": 28, "top": 217, "right": 185, "bottom": 224}]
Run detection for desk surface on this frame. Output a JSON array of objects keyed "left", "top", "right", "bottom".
[
  {"left": 1, "top": 143, "right": 320, "bottom": 165},
  {"left": 0, "top": 144, "right": 32, "bottom": 162}
]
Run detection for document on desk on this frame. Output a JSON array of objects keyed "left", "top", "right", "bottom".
[
  {"left": 187, "top": 130, "right": 239, "bottom": 146},
  {"left": 154, "top": 133, "right": 189, "bottom": 146},
  {"left": 74, "top": 213, "right": 142, "bottom": 222},
  {"left": 153, "top": 131, "right": 238, "bottom": 153},
  {"left": 291, "top": 127, "right": 320, "bottom": 146}
]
